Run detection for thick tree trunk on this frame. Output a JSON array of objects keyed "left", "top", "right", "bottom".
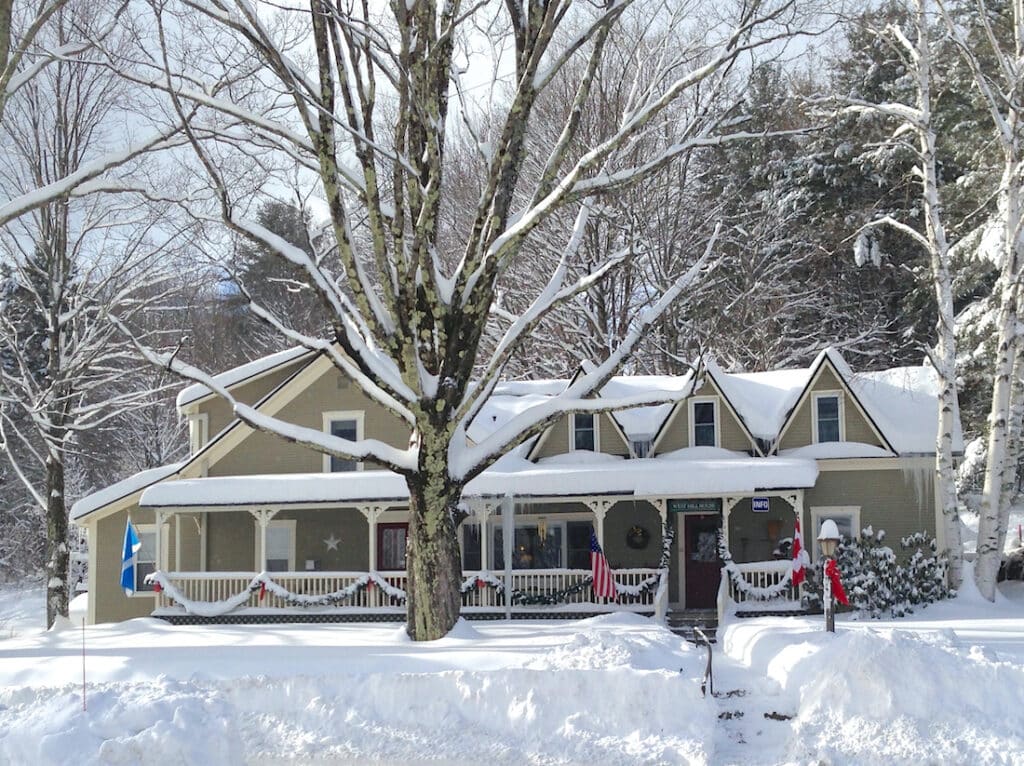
[
  {"left": 404, "top": 434, "right": 465, "bottom": 640},
  {"left": 45, "top": 451, "right": 68, "bottom": 628}
]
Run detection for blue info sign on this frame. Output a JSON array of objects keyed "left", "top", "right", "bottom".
[{"left": 751, "top": 497, "right": 770, "bottom": 513}]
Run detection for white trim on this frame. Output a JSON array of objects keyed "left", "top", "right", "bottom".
[
  {"left": 253, "top": 518, "right": 297, "bottom": 570},
  {"left": 809, "top": 506, "right": 861, "bottom": 562},
  {"left": 569, "top": 412, "right": 600, "bottom": 452},
  {"left": 811, "top": 391, "right": 844, "bottom": 444},
  {"left": 188, "top": 413, "right": 209, "bottom": 454},
  {"left": 129, "top": 523, "right": 169, "bottom": 598},
  {"left": 321, "top": 410, "right": 365, "bottom": 472},
  {"left": 688, "top": 396, "right": 720, "bottom": 448}
]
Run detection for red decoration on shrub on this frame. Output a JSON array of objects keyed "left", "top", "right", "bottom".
[{"left": 476, "top": 578, "right": 486, "bottom": 589}]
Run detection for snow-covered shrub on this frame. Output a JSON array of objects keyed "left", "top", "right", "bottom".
[
  {"left": 802, "top": 527, "right": 951, "bottom": 618},
  {"left": 999, "top": 548, "right": 1024, "bottom": 581}
]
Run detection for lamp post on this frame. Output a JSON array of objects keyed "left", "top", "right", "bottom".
[{"left": 817, "top": 520, "right": 841, "bottom": 633}]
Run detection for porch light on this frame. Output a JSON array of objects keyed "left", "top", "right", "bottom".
[
  {"left": 817, "top": 519, "right": 841, "bottom": 633},
  {"left": 817, "top": 520, "right": 840, "bottom": 558}
]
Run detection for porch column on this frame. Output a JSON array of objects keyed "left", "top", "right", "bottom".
[
  {"left": 782, "top": 491, "right": 806, "bottom": 599},
  {"left": 358, "top": 505, "right": 386, "bottom": 571},
  {"left": 724, "top": 496, "right": 744, "bottom": 548},
  {"left": 154, "top": 510, "right": 170, "bottom": 573},
  {"left": 249, "top": 509, "right": 278, "bottom": 572},
  {"left": 583, "top": 498, "right": 613, "bottom": 548}
]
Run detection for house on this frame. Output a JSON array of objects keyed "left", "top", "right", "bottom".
[{"left": 70, "top": 346, "right": 958, "bottom": 625}]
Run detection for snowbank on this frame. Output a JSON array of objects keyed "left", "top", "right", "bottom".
[{"left": 0, "top": 613, "right": 715, "bottom": 765}]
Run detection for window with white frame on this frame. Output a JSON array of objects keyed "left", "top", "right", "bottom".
[
  {"left": 813, "top": 393, "right": 843, "bottom": 443},
  {"left": 131, "top": 524, "right": 167, "bottom": 594},
  {"left": 255, "top": 520, "right": 296, "bottom": 572},
  {"left": 572, "top": 413, "right": 597, "bottom": 451},
  {"left": 690, "top": 399, "right": 718, "bottom": 447},
  {"left": 809, "top": 506, "right": 861, "bottom": 561},
  {"left": 188, "top": 413, "right": 209, "bottom": 454},
  {"left": 322, "top": 411, "right": 364, "bottom": 472}
]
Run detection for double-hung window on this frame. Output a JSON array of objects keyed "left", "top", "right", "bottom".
[
  {"left": 572, "top": 413, "right": 596, "bottom": 451},
  {"left": 691, "top": 399, "right": 717, "bottom": 447},
  {"left": 131, "top": 524, "right": 167, "bottom": 594},
  {"left": 322, "top": 411, "right": 364, "bottom": 472},
  {"left": 810, "top": 507, "right": 860, "bottom": 561},
  {"left": 814, "top": 394, "right": 842, "bottom": 443}
]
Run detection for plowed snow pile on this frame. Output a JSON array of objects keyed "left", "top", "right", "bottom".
[{"left": 0, "top": 614, "right": 715, "bottom": 765}]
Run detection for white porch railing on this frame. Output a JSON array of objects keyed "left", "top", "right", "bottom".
[
  {"left": 153, "top": 567, "right": 663, "bottom": 617},
  {"left": 718, "top": 559, "right": 802, "bottom": 622}
]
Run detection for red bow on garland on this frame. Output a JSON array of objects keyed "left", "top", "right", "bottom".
[
  {"left": 258, "top": 582, "right": 266, "bottom": 601},
  {"left": 824, "top": 559, "right": 849, "bottom": 606}
]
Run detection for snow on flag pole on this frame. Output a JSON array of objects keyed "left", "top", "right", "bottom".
[
  {"left": 590, "top": 531, "right": 616, "bottom": 600},
  {"left": 121, "top": 518, "right": 142, "bottom": 596}
]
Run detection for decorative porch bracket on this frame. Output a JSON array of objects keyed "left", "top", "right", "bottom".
[
  {"left": 249, "top": 508, "right": 279, "bottom": 572},
  {"left": 358, "top": 505, "right": 387, "bottom": 570},
  {"left": 582, "top": 498, "right": 615, "bottom": 548}
]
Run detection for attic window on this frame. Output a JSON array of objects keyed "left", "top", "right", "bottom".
[
  {"left": 322, "top": 411, "right": 364, "bottom": 472},
  {"left": 572, "top": 413, "right": 596, "bottom": 451},
  {"left": 814, "top": 394, "right": 842, "bottom": 443},
  {"left": 691, "top": 399, "right": 717, "bottom": 447}
]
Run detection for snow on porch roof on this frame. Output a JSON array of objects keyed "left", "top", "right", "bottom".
[{"left": 138, "top": 453, "right": 818, "bottom": 509}]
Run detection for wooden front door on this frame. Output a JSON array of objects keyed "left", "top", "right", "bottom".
[{"left": 684, "top": 514, "right": 722, "bottom": 608}]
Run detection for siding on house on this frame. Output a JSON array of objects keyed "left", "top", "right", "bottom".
[
  {"left": 197, "top": 356, "right": 311, "bottom": 439},
  {"left": 777, "top": 367, "right": 883, "bottom": 451},
  {"left": 208, "top": 364, "right": 410, "bottom": 477},
  {"left": 654, "top": 387, "right": 754, "bottom": 454},
  {"left": 727, "top": 496, "right": 798, "bottom": 563},
  {"left": 531, "top": 411, "right": 631, "bottom": 460},
  {"left": 93, "top": 506, "right": 176, "bottom": 624},
  {"left": 805, "top": 466, "right": 936, "bottom": 558}
]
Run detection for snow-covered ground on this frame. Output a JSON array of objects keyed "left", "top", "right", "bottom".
[{"left": 1, "top": 582, "right": 1022, "bottom": 765}]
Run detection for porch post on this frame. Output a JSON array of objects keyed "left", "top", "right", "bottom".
[
  {"left": 154, "top": 510, "right": 169, "bottom": 573},
  {"left": 249, "top": 509, "right": 278, "bottom": 572},
  {"left": 584, "top": 498, "right": 613, "bottom": 548},
  {"left": 501, "top": 493, "right": 514, "bottom": 620},
  {"left": 358, "top": 505, "right": 385, "bottom": 571}
]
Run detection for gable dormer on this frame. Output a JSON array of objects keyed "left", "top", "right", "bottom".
[
  {"left": 649, "top": 366, "right": 759, "bottom": 456},
  {"left": 775, "top": 350, "right": 895, "bottom": 454},
  {"left": 527, "top": 365, "right": 633, "bottom": 461}
]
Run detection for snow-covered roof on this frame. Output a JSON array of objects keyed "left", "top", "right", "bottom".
[
  {"left": 70, "top": 462, "right": 186, "bottom": 521},
  {"left": 139, "top": 453, "right": 818, "bottom": 509},
  {"left": 176, "top": 346, "right": 315, "bottom": 409}
]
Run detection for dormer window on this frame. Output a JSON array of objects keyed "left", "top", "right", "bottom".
[
  {"left": 188, "top": 413, "right": 209, "bottom": 454},
  {"left": 690, "top": 399, "right": 718, "bottom": 447},
  {"left": 322, "top": 411, "right": 364, "bottom": 471},
  {"left": 813, "top": 393, "right": 842, "bottom": 443},
  {"left": 572, "top": 413, "right": 596, "bottom": 451}
]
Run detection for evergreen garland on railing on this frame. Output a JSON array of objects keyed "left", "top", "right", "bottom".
[
  {"left": 717, "top": 531, "right": 795, "bottom": 601},
  {"left": 150, "top": 518, "right": 677, "bottom": 615}
]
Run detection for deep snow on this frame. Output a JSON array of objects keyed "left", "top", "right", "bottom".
[{"left": 1, "top": 582, "right": 1022, "bottom": 765}]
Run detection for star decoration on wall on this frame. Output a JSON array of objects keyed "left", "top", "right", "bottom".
[{"left": 323, "top": 533, "right": 341, "bottom": 551}]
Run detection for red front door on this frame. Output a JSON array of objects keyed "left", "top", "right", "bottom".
[{"left": 684, "top": 514, "right": 722, "bottom": 608}]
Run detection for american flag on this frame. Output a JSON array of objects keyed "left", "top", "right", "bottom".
[{"left": 590, "top": 531, "right": 617, "bottom": 599}]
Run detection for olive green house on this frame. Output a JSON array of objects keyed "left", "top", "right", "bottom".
[{"left": 71, "top": 346, "right": 956, "bottom": 625}]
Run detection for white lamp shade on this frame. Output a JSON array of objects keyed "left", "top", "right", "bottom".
[{"left": 817, "top": 519, "right": 841, "bottom": 541}]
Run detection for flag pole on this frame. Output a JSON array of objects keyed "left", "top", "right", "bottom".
[{"left": 81, "top": 617, "right": 86, "bottom": 712}]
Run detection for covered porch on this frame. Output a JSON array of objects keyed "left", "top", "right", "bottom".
[{"left": 136, "top": 457, "right": 817, "bottom": 623}]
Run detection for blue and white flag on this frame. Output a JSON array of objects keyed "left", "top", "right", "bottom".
[{"left": 121, "top": 518, "right": 142, "bottom": 596}]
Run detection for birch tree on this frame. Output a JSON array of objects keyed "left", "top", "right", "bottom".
[
  {"left": 839, "top": 0, "right": 963, "bottom": 587},
  {"left": 937, "top": 0, "right": 1024, "bottom": 599},
  {"left": 130, "top": 0, "right": 817, "bottom": 640}
]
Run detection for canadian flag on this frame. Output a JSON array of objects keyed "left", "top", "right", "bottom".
[{"left": 792, "top": 518, "right": 810, "bottom": 587}]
